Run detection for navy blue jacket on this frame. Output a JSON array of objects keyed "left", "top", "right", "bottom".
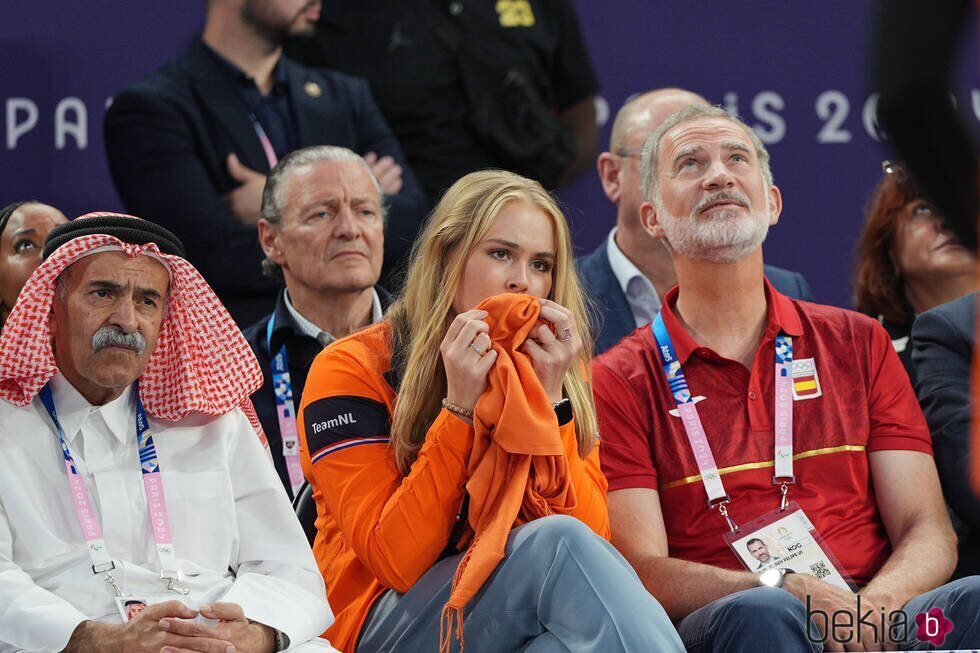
[
  {"left": 105, "top": 39, "right": 425, "bottom": 326},
  {"left": 577, "top": 233, "right": 815, "bottom": 354},
  {"left": 911, "top": 293, "right": 979, "bottom": 576},
  {"left": 243, "top": 287, "right": 392, "bottom": 499}
]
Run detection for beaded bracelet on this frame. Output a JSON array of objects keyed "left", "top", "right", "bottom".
[{"left": 441, "top": 398, "right": 474, "bottom": 419}]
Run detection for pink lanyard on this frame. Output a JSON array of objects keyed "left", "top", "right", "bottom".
[
  {"left": 249, "top": 115, "right": 279, "bottom": 169},
  {"left": 39, "top": 383, "right": 188, "bottom": 596},
  {"left": 651, "top": 313, "right": 795, "bottom": 532}
]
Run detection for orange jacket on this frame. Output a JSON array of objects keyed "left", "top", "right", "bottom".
[{"left": 298, "top": 320, "right": 610, "bottom": 653}]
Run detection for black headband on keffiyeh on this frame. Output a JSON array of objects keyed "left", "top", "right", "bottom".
[
  {"left": 43, "top": 213, "right": 186, "bottom": 260},
  {"left": 41, "top": 213, "right": 186, "bottom": 261}
]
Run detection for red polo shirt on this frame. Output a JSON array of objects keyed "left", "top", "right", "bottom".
[{"left": 594, "top": 281, "right": 932, "bottom": 586}]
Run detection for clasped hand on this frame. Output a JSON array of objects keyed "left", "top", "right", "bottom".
[
  {"left": 66, "top": 600, "right": 275, "bottom": 653},
  {"left": 442, "top": 298, "right": 582, "bottom": 414}
]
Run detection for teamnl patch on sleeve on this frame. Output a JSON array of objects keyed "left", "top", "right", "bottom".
[{"left": 304, "top": 395, "right": 390, "bottom": 463}]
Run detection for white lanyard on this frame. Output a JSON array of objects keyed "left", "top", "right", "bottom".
[
  {"left": 266, "top": 317, "right": 306, "bottom": 497},
  {"left": 39, "top": 383, "right": 188, "bottom": 596},
  {"left": 651, "top": 312, "right": 795, "bottom": 531}
]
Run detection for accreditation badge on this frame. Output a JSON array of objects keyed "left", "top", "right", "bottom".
[
  {"left": 722, "top": 502, "right": 854, "bottom": 591},
  {"left": 116, "top": 593, "right": 198, "bottom": 623}
]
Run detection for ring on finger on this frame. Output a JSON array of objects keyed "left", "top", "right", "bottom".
[
  {"left": 469, "top": 343, "right": 486, "bottom": 357},
  {"left": 557, "top": 327, "right": 573, "bottom": 342}
]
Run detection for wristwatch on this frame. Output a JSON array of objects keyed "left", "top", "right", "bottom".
[
  {"left": 552, "top": 398, "right": 573, "bottom": 425},
  {"left": 272, "top": 628, "right": 289, "bottom": 652},
  {"left": 758, "top": 568, "right": 795, "bottom": 588}
]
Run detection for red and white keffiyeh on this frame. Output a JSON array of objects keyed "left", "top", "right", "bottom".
[{"left": 0, "top": 215, "right": 267, "bottom": 445}]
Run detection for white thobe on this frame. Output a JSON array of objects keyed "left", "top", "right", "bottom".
[{"left": 0, "top": 374, "right": 334, "bottom": 652}]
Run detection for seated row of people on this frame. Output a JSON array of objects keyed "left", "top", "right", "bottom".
[
  {"left": 292, "top": 106, "right": 979, "bottom": 650},
  {"left": 0, "top": 102, "right": 977, "bottom": 652}
]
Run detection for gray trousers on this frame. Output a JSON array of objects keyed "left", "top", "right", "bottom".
[
  {"left": 355, "top": 515, "right": 684, "bottom": 652},
  {"left": 676, "top": 576, "right": 980, "bottom": 652}
]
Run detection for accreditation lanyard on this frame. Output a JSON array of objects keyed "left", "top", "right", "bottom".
[
  {"left": 39, "top": 383, "right": 187, "bottom": 597},
  {"left": 266, "top": 317, "right": 306, "bottom": 497},
  {"left": 248, "top": 114, "right": 279, "bottom": 169},
  {"left": 651, "top": 311, "right": 795, "bottom": 532}
]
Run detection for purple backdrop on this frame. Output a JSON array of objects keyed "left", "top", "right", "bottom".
[{"left": 1, "top": 1, "right": 976, "bottom": 307}]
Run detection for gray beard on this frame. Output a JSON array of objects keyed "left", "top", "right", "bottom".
[{"left": 657, "top": 201, "right": 770, "bottom": 263}]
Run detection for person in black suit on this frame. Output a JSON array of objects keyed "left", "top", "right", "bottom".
[
  {"left": 578, "top": 89, "right": 812, "bottom": 354},
  {"left": 243, "top": 146, "right": 392, "bottom": 500},
  {"left": 104, "top": 0, "right": 425, "bottom": 326},
  {"left": 911, "top": 292, "right": 980, "bottom": 577}
]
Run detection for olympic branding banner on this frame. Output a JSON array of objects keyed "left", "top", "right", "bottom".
[{"left": 1, "top": 1, "right": 976, "bottom": 306}]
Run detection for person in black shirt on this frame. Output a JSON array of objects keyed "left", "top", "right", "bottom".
[{"left": 287, "top": 0, "right": 599, "bottom": 199}]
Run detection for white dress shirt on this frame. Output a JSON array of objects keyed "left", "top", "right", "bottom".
[
  {"left": 605, "top": 228, "right": 662, "bottom": 327},
  {"left": 0, "top": 374, "right": 334, "bottom": 652},
  {"left": 284, "top": 288, "right": 383, "bottom": 348}
]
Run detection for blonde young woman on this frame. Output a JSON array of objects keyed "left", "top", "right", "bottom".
[{"left": 298, "top": 170, "right": 682, "bottom": 652}]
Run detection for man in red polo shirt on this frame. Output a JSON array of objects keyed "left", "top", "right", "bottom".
[{"left": 594, "top": 104, "right": 980, "bottom": 652}]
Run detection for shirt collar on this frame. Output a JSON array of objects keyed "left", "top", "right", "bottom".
[
  {"left": 48, "top": 373, "right": 135, "bottom": 445},
  {"left": 201, "top": 40, "right": 289, "bottom": 93},
  {"left": 606, "top": 228, "right": 652, "bottom": 298},
  {"left": 659, "top": 277, "right": 803, "bottom": 365},
  {"left": 280, "top": 288, "right": 385, "bottom": 347}
]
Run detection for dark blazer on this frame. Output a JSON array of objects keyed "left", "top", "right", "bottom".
[
  {"left": 911, "top": 293, "right": 979, "bottom": 577},
  {"left": 104, "top": 39, "right": 425, "bottom": 326},
  {"left": 577, "top": 233, "right": 815, "bottom": 354},
  {"left": 243, "top": 286, "right": 393, "bottom": 499}
]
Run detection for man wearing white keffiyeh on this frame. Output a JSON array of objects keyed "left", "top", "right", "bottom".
[{"left": 0, "top": 213, "right": 337, "bottom": 652}]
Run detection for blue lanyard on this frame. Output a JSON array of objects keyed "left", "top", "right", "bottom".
[
  {"left": 651, "top": 311, "right": 795, "bottom": 530},
  {"left": 39, "top": 382, "right": 187, "bottom": 595},
  {"left": 266, "top": 317, "right": 305, "bottom": 496}
]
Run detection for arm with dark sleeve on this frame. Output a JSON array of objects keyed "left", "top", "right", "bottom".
[
  {"left": 557, "top": 419, "right": 610, "bottom": 539},
  {"left": 911, "top": 308, "right": 980, "bottom": 528},
  {"left": 873, "top": 0, "right": 977, "bottom": 250},
  {"left": 348, "top": 78, "right": 429, "bottom": 265},
  {"left": 103, "top": 90, "right": 267, "bottom": 294},
  {"left": 299, "top": 346, "right": 473, "bottom": 593},
  {"left": 550, "top": 0, "right": 599, "bottom": 186}
]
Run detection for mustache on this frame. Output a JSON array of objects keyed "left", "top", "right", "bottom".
[
  {"left": 91, "top": 326, "right": 146, "bottom": 357},
  {"left": 695, "top": 191, "right": 749, "bottom": 215}
]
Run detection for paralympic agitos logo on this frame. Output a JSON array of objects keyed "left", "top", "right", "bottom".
[{"left": 807, "top": 597, "right": 954, "bottom": 647}]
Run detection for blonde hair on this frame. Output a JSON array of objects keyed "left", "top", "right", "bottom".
[{"left": 387, "top": 170, "right": 598, "bottom": 474}]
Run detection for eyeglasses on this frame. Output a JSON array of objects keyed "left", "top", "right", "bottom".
[
  {"left": 882, "top": 160, "right": 942, "bottom": 219},
  {"left": 881, "top": 160, "right": 901, "bottom": 174},
  {"left": 616, "top": 148, "right": 644, "bottom": 159},
  {"left": 881, "top": 159, "right": 908, "bottom": 181}
]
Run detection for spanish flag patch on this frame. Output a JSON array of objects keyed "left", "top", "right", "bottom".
[{"left": 791, "top": 358, "right": 822, "bottom": 400}]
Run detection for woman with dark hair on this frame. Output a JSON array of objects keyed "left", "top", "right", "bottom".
[
  {"left": 854, "top": 162, "right": 975, "bottom": 381},
  {"left": 0, "top": 201, "right": 68, "bottom": 332}
]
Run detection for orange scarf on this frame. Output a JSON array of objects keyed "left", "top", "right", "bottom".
[{"left": 440, "top": 293, "right": 577, "bottom": 652}]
